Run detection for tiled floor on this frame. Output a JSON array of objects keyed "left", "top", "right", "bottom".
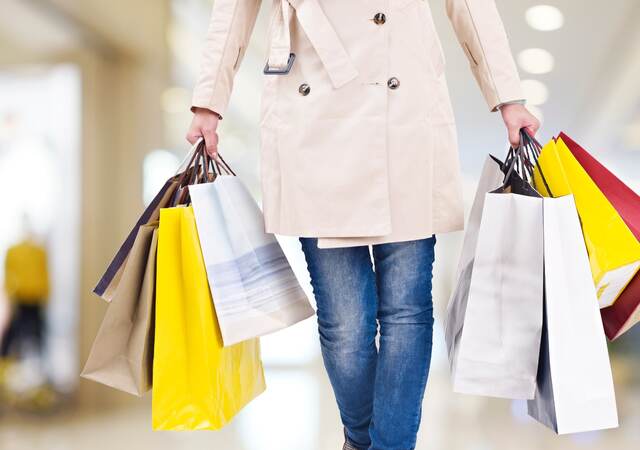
[{"left": 2, "top": 334, "right": 640, "bottom": 450}]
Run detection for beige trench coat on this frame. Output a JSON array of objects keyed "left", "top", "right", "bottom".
[{"left": 192, "top": 0, "right": 523, "bottom": 248}]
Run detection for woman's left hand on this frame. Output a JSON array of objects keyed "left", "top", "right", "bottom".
[{"left": 500, "top": 103, "right": 541, "bottom": 148}]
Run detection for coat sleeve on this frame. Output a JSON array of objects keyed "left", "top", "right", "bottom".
[
  {"left": 446, "top": 0, "right": 525, "bottom": 111},
  {"left": 191, "top": 0, "right": 262, "bottom": 117}
]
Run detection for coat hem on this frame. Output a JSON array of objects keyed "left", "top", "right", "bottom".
[
  {"left": 265, "top": 223, "right": 393, "bottom": 240},
  {"left": 305, "top": 220, "right": 464, "bottom": 249}
]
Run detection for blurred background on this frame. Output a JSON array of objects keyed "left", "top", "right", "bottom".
[{"left": 1, "top": 0, "right": 639, "bottom": 449}]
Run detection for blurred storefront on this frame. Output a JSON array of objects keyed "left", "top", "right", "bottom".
[{"left": 0, "top": 0, "right": 169, "bottom": 410}]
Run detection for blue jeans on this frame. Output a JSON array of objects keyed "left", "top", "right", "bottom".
[{"left": 299, "top": 237, "right": 436, "bottom": 450}]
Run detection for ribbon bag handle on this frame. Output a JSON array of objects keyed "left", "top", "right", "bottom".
[
  {"left": 520, "top": 129, "right": 554, "bottom": 198},
  {"left": 175, "top": 138, "right": 203, "bottom": 175},
  {"left": 171, "top": 142, "right": 207, "bottom": 206},
  {"left": 170, "top": 142, "right": 238, "bottom": 207}
]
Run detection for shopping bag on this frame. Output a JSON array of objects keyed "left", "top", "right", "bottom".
[
  {"left": 533, "top": 138, "right": 640, "bottom": 308},
  {"left": 559, "top": 132, "right": 640, "bottom": 339},
  {"left": 450, "top": 145, "right": 544, "bottom": 399},
  {"left": 93, "top": 180, "right": 177, "bottom": 301},
  {"left": 528, "top": 195, "right": 618, "bottom": 434},
  {"left": 444, "top": 155, "right": 504, "bottom": 369},
  {"left": 189, "top": 175, "right": 315, "bottom": 346},
  {"left": 559, "top": 133, "right": 640, "bottom": 237},
  {"left": 93, "top": 142, "right": 203, "bottom": 302},
  {"left": 152, "top": 206, "right": 266, "bottom": 430},
  {"left": 82, "top": 223, "right": 158, "bottom": 396}
]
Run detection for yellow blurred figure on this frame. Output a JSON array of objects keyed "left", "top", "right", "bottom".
[
  {"left": 4, "top": 240, "right": 50, "bottom": 304},
  {"left": 1, "top": 238, "right": 49, "bottom": 359}
]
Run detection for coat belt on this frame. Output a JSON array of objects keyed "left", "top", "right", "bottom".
[{"left": 265, "top": 0, "right": 359, "bottom": 89}]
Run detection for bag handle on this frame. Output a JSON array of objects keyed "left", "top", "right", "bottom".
[
  {"left": 171, "top": 142, "right": 207, "bottom": 206},
  {"left": 175, "top": 138, "right": 203, "bottom": 175},
  {"left": 172, "top": 138, "right": 234, "bottom": 182},
  {"left": 500, "top": 129, "right": 554, "bottom": 197},
  {"left": 169, "top": 142, "right": 238, "bottom": 207},
  {"left": 215, "top": 153, "right": 236, "bottom": 176},
  {"left": 502, "top": 130, "right": 530, "bottom": 183},
  {"left": 521, "top": 129, "right": 554, "bottom": 198}
]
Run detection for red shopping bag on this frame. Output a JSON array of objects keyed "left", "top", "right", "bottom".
[{"left": 559, "top": 132, "right": 640, "bottom": 340}]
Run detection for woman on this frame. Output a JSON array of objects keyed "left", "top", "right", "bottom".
[{"left": 187, "top": 1, "right": 539, "bottom": 449}]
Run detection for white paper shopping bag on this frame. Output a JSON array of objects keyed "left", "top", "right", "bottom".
[
  {"left": 444, "top": 156, "right": 504, "bottom": 367},
  {"left": 448, "top": 148, "right": 544, "bottom": 399},
  {"left": 528, "top": 195, "right": 618, "bottom": 434},
  {"left": 189, "top": 175, "right": 315, "bottom": 346}
]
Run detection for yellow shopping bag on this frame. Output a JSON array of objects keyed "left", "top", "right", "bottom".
[
  {"left": 152, "top": 206, "right": 266, "bottom": 430},
  {"left": 533, "top": 138, "right": 640, "bottom": 308}
]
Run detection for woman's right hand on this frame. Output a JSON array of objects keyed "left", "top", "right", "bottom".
[{"left": 186, "top": 107, "right": 221, "bottom": 158}]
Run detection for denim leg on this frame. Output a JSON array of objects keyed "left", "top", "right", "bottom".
[
  {"left": 369, "top": 237, "right": 436, "bottom": 450},
  {"left": 299, "top": 238, "right": 378, "bottom": 449}
]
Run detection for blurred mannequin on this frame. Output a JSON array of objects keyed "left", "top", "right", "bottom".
[{"left": 1, "top": 214, "right": 50, "bottom": 360}]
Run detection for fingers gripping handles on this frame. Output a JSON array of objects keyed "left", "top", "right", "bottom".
[
  {"left": 501, "top": 129, "right": 553, "bottom": 197},
  {"left": 170, "top": 142, "right": 236, "bottom": 207}
]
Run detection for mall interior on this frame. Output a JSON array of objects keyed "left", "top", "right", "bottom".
[{"left": 1, "top": 0, "right": 640, "bottom": 449}]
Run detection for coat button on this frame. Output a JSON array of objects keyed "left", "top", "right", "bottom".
[
  {"left": 373, "top": 13, "right": 386, "bottom": 25},
  {"left": 387, "top": 77, "right": 400, "bottom": 90},
  {"left": 298, "top": 83, "right": 311, "bottom": 96}
]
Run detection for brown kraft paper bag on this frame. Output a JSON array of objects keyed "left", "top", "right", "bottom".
[
  {"left": 82, "top": 224, "right": 158, "bottom": 395},
  {"left": 93, "top": 179, "right": 178, "bottom": 302}
]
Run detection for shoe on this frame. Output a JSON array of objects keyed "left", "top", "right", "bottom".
[
  {"left": 342, "top": 441, "right": 360, "bottom": 450},
  {"left": 342, "top": 427, "right": 364, "bottom": 450}
]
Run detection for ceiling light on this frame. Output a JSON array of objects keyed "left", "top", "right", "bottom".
[
  {"left": 521, "top": 79, "right": 549, "bottom": 106},
  {"left": 526, "top": 5, "right": 564, "bottom": 31},
  {"left": 518, "top": 48, "right": 555, "bottom": 75}
]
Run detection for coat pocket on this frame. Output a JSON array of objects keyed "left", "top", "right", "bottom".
[
  {"left": 233, "top": 46, "right": 244, "bottom": 70},
  {"left": 463, "top": 42, "right": 480, "bottom": 67}
]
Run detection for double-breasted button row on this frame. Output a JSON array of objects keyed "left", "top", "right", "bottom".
[
  {"left": 298, "top": 80, "right": 399, "bottom": 94},
  {"left": 295, "top": 13, "right": 389, "bottom": 96},
  {"left": 298, "top": 79, "right": 398, "bottom": 93}
]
